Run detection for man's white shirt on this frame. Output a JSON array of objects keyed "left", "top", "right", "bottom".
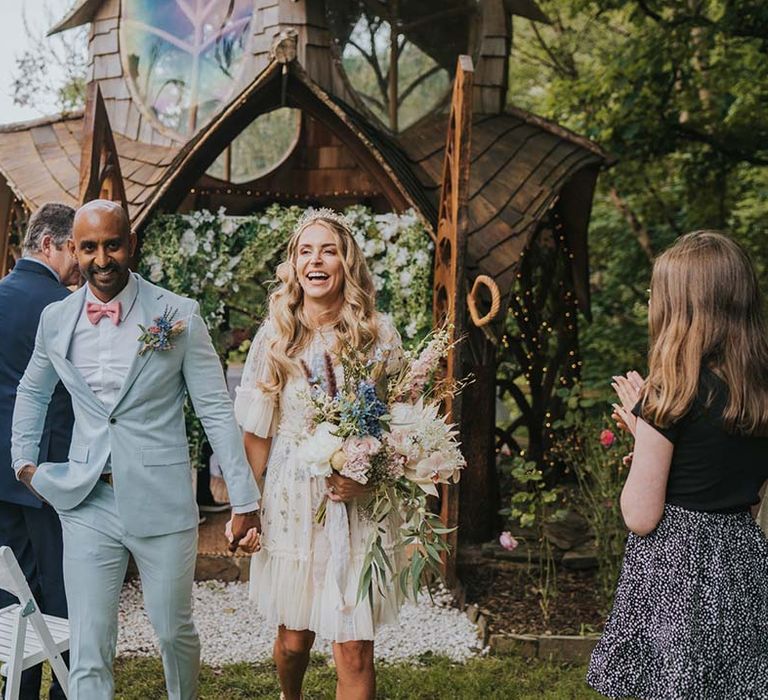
[{"left": 69, "top": 273, "right": 140, "bottom": 409}]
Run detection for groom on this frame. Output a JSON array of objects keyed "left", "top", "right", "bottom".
[{"left": 12, "top": 200, "right": 261, "bottom": 699}]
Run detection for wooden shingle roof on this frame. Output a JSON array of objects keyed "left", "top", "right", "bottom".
[
  {"left": 0, "top": 112, "right": 179, "bottom": 220},
  {"left": 0, "top": 57, "right": 610, "bottom": 306},
  {"left": 47, "top": 0, "right": 101, "bottom": 36},
  {"left": 398, "top": 108, "right": 611, "bottom": 294}
]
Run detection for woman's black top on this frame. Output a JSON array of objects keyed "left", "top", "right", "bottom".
[{"left": 632, "top": 367, "right": 768, "bottom": 513}]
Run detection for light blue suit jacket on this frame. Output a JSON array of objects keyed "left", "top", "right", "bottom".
[{"left": 11, "top": 274, "right": 259, "bottom": 537}]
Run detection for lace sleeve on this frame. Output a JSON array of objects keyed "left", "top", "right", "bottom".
[{"left": 234, "top": 321, "right": 279, "bottom": 438}]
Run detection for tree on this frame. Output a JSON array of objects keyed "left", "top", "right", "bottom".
[
  {"left": 11, "top": 1, "right": 88, "bottom": 114},
  {"left": 507, "top": 0, "right": 768, "bottom": 386}
]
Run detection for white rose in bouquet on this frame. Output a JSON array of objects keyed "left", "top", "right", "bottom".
[{"left": 296, "top": 421, "right": 343, "bottom": 478}]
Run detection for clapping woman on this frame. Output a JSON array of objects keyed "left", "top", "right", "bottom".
[
  {"left": 588, "top": 231, "right": 768, "bottom": 698},
  {"left": 230, "top": 210, "right": 402, "bottom": 700}
]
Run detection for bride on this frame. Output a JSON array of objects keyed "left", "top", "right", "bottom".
[{"left": 230, "top": 209, "right": 403, "bottom": 700}]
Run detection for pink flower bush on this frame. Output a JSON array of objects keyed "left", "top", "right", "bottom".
[
  {"left": 499, "top": 531, "right": 518, "bottom": 551},
  {"left": 599, "top": 429, "right": 616, "bottom": 448}
]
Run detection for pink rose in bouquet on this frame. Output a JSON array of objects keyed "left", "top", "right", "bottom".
[{"left": 338, "top": 435, "right": 382, "bottom": 484}]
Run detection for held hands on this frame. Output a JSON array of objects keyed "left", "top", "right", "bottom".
[
  {"left": 226, "top": 510, "right": 262, "bottom": 554},
  {"left": 326, "top": 472, "right": 374, "bottom": 503},
  {"left": 611, "top": 370, "right": 645, "bottom": 438}
]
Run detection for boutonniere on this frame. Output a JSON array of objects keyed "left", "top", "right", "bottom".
[{"left": 137, "top": 306, "right": 186, "bottom": 355}]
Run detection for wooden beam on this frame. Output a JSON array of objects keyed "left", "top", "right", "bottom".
[
  {"left": 433, "top": 55, "right": 474, "bottom": 587},
  {"left": 0, "top": 174, "right": 14, "bottom": 277},
  {"left": 79, "top": 83, "right": 128, "bottom": 212}
]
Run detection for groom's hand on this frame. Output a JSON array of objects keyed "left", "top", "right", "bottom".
[
  {"left": 227, "top": 510, "right": 261, "bottom": 553},
  {"left": 18, "top": 464, "right": 47, "bottom": 503}
]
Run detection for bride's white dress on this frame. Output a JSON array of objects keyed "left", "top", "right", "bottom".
[{"left": 234, "top": 316, "right": 404, "bottom": 642}]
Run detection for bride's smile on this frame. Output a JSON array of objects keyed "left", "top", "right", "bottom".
[{"left": 296, "top": 223, "right": 344, "bottom": 304}]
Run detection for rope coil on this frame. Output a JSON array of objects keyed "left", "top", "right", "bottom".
[{"left": 467, "top": 274, "right": 501, "bottom": 327}]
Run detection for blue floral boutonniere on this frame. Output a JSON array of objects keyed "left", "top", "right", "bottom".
[{"left": 137, "top": 306, "right": 186, "bottom": 356}]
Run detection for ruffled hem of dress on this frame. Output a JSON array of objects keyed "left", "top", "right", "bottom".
[
  {"left": 248, "top": 548, "right": 404, "bottom": 642},
  {"left": 234, "top": 386, "right": 278, "bottom": 437}
]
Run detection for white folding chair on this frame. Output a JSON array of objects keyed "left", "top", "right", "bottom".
[{"left": 0, "top": 546, "right": 69, "bottom": 699}]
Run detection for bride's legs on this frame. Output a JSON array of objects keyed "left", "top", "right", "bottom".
[
  {"left": 274, "top": 626, "right": 315, "bottom": 700},
  {"left": 332, "top": 640, "right": 375, "bottom": 700}
]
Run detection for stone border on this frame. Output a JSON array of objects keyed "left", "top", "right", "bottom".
[
  {"left": 195, "top": 552, "right": 250, "bottom": 582},
  {"left": 488, "top": 632, "right": 600, "bottom": 664}
]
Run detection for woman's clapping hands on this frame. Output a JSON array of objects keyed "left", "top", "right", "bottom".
[{"left": 611, "top": 370, "right": 645, "bottom": 438}]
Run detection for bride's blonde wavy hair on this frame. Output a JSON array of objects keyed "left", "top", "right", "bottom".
[
  {"left": 259, "top": 213, "right": 379, "bottom": 400},
  {"left": 641, "top": 230, "right": 768, "bottom": 435}
]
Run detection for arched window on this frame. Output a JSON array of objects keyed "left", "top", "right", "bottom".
[
  {"left": 121, "top": 0, "right": 253, "bottom": 138},
  {"left": 327, "top": 1, "right": 473, "bottom": 133},
  {"left": 207, "top": 108, "right": 302, "bottom": 183}
]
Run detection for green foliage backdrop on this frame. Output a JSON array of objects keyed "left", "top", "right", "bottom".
[
  {"left": 138, "top": 204, "right": 434, "bottom": 353},
  {"left": 508, "top": 0, "right": 768, "bottom": 389}
]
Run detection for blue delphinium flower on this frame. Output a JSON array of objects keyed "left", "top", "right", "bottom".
[{"left": 355, "top": 380, "right": 387, "bottom": 437}]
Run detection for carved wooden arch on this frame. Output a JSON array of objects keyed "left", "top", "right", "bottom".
[
  {"left": 433, "top": 55, "right": 473, "bottom": 587},
  {"left": 79, "top": 83, "right": 128, "bottom": 211}
]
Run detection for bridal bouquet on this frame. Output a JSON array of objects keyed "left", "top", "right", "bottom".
[{"left": 295, "top": 325, "right": 466, "bottom": 605}]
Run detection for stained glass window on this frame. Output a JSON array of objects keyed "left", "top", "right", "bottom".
[
  {"left": 121, "top": 0, "right": 253, "bottom": 138},
  {"left": 207, "top": 108, "right": 302, "bottom": 183}
]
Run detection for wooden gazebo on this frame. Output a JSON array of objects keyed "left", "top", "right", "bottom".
[{"left": 0, "top": 0, "right": 610, "bottom": 580}]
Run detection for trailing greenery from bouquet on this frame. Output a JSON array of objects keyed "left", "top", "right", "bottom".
[
  {"left": 295, "top": 326, "right": 465, "bottom": 605},
  {"left": 138, "top": 204, "right": 435, "bottom": 469},
  {"left": 500, "top": 454, "right": 567, "bottom": 624},
  {"left": 551, "top": 384, "right": 632, "bottom": 614}
]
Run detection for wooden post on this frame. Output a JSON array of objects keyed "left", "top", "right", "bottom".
[
  {"left": 0, "top": 175, "right": 15, "bottom": 277},
  {"left": 433, "top": 55, "right": 473, "bottom": 587},
  {"left": 79, "top": 83, "right": 128, "bottom": 212},
  {"left": 388, "top": 0, "right": 400, "bottom": 132}
]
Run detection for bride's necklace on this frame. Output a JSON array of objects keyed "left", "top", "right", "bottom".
[{"left": 313, "top": 322, "right": 337, "bottom": 353}]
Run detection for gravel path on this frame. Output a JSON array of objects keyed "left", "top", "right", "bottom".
[{"left": 117, "top": 581, "right": 482, "bottom": 666}]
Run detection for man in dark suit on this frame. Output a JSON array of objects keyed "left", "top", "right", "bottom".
[{"left": 0, "top": 203, "right": 79, "bottom": 700}]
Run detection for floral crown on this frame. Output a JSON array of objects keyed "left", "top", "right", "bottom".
[{"left": 296, "top": 207, "right": 351, "bottom": 232}]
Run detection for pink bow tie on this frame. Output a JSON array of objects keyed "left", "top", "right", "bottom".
[{"left": 86, "top": 301, "right": 121, "bottom": 326}]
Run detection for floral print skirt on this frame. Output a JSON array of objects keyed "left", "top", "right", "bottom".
[{"left": 587, "top": 504, "right": 768, "bottom": 699}]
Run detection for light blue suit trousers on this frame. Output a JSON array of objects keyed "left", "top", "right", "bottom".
[{"left": 59, "top": 482, "right": 199, "bottom": 699}]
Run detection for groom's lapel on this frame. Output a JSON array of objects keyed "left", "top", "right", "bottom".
[
  {"left": 52, "top": 285, "right": 86, "bottom": 359},
  {"left": 110, "top": 276, "right": 163, "bottom": 413}
]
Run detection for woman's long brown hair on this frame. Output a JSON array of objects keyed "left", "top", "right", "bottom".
[{"left": 642, "top": 230, "right": 768, "bottom": 435}]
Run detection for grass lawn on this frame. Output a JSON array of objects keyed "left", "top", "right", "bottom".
[{"left": 108, "top": 654, "right": 602, "bottom": 699}]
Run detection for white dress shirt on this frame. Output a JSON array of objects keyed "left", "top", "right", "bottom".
[{"left": 68, "top": 273, "right": 141, "bottom": 408}]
